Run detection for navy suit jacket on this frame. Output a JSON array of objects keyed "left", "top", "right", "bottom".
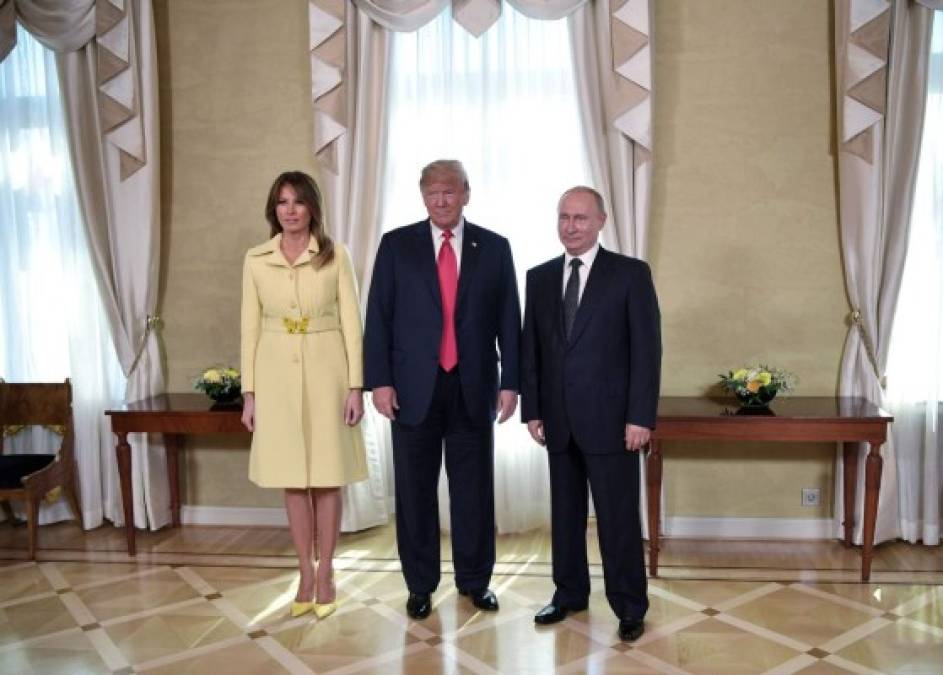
[
  {"left": 520, "top": 247, "right": 661, "bottom": 454},
  {"left": 364, "top": 220, "right": 521, "bottom": 427}
]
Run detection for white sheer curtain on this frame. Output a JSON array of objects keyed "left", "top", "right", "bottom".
[
  {"left": 886, "top": 12, "right": 943, "bottom": 547},
  {"left": 378, "top": 4, "right": 591, "bottom": 532},
  {"left": 0, "top": 25, "right": 125, "bottom": 528}
]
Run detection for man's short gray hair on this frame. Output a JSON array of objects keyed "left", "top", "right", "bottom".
[
  {"left": 559, "top": 186, "right": 606, "bottom": 216},
  {"left": 420, "top": 160, "right": 470, "bottom": 192}
]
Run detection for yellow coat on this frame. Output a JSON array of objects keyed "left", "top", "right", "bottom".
[{"left": 241, "top": 234, "right": 367, "bottom": 488}]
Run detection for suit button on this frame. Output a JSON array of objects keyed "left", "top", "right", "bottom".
[
  {"left": 290, "top": 301, "right": 297, "bottom": 308},
  {"left": 289, "top": 272, "right": 294, "bottom": 280},
  {"left": 292, "top": 355, "right": 299, "bottom": 363}
]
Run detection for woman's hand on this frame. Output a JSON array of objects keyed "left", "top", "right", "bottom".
[
  {"left": 345, "top": 389, "right": 364, "bottom": 426},
  {"left": 241, "top": 392, "right": 255, "bottom": 432}
]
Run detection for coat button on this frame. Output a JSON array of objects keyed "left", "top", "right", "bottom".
[
  {"left": 290, "top": 301, "right": 297, "bottom": 308},
  {"left": 289, "top": 272, "right": 294, "bottom": 280}
]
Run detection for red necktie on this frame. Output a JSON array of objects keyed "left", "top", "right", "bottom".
[{"left": 437, "top": 230, "right": 458, "bottom": 371}]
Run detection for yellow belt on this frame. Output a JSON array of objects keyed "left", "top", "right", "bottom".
[{"left": 262, "top": 315, "right": 340, "bottom": 334}]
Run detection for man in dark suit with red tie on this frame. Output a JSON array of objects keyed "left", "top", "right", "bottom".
[
  {"left": 521, "top": 186, "right": 661, "bottom": 642},
  {"left": 364, "top": 160, "right": 521, "bottom": 620}
]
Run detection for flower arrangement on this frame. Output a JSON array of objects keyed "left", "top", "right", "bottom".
[
  {"left": 718, "top": 365, "right": 796, "bottom": 407},
  {"left": 194, "top": 366, "right": 241, "bottom": 403}
]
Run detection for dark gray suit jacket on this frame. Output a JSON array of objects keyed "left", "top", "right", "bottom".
[{"left": 521, "top": 247, "right": 661, "bottom": 454}]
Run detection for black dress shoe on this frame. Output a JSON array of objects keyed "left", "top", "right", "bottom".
[
  {"left": 458, "top": 588, "right": 499, "bottom": 611},
  {"left": 534, "top": 602, "right": 587, "bottom": 625},
  {"left": 406, "top": 593, "right": 432, "bottom": 620},
  {"left": 618, "top": 618, "right": 644, "bottom": 642}
]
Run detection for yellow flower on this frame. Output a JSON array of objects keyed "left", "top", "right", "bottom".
[
  {"left": 732, "top": 369, "right": 748, "bottom": 381},
  {"left": 757, "top": 371, "right": 772, "bottom": 386},
  {"left": 224, "top": 368, "right": 239, "bottom": 378},
  {"left": 203, "top": 369, "right": 222, "bottom": 384}
]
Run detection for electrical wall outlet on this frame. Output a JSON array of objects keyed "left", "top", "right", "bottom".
[{"left": 801, "top": 488, "right": 821, "bottom": 507}]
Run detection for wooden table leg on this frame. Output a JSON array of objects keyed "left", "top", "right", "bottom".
[
  {"left": 115, "top": 432, "right": 136, "bottom": 556},
  {"left": 646, "top": 440, "right": 663, "bottom": 577},
  {"left": 861, "top": 441, "right": 883, "bottom": 582},
  {"left": 842, "top": 441, "right": 858, "bottom": 547},
  {"left": 165, "top": 433, "right": 182, "bottom": 528}
]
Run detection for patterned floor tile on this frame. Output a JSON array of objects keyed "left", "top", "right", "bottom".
[
  {"left": 222, "top": 575, "right": 312, "bottom": 629},
  {"left": 185, "top": 566, "right": 293, "bottom": 594},
  {"left": 834, "top": 620, "right": 943, "bottom": 673},
  {"left": 793, "top": 660, "right": 858, "bottom": 674},
  {"left": 453, "top": 611, "right": 611, "bottom": 671},
  {"left": 724, "top": 585, "right": 876, "bottom": 647},
  {"left": 571, "top": 650, "right": 681, "bottom": 674},
  {"left": 416, "top": 586, "right": 530, "bottom": 638},
  {"left": 141, "top": 639, "right": 291, "bottom": 675},
  {"left": 902, "top": 587, "right": 943, "bottom": 630},
  {"left": 804, "top": 582, "right": 936, "bottom": 613},
  {"left": 103, "top": 599, "right": 244, "bottom": 665},
  {"left": 0, "top": 594, "right": 78, "bottom": 646},
  {"left": 346, "top": 643, "right": 478, "bottom": 675},
  {"left": 272, "top": 605, "right": 422, "bottom": 671},
  {"left": 565, "top": 587, "right": 701, "bottom": 646},
  {"left": 0, "top": 525, "right": 940, "bottom": 674},
  {"left": 649, "top": 578, "right": 769, "bottom": 609},
  {"left": 0, "top": 564, "right": 52, "bottom": 603},
  {"left": 340, "top": 569, "right": 417, "bottom": 602},
  {"left": 73, "top": 568, "right": 201, "bottom": 622},
  {"left": 53, "top": 562, "right": 156, "bottom": 589},
  {"left": 637, "top": 616, "right": 802, "bottom": 674},
  {"left": 0, "top": 628, "right": 109, "bottom": 675}
]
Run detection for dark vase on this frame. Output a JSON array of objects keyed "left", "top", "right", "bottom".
[
  {"left": 209, "top": 389, "right": 242, "bottom": 405},
  {"left": 735, "top": 387, "right": 777, "bottom": 408}
]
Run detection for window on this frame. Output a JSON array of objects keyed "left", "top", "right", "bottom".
[
  {"left": 379, "top": 6, "right": 592, "bottom": 531},
  {"left": 0, "top": 26, "right": 124, "bottom": 527},
  {"left": 381, "top": 5, "right": 591, "bottom": 273}
]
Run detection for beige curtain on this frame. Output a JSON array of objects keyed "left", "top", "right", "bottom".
[
  {"left": 834, "top": 0, "right": 937, "bottom": 545},
  {"left": 310, "top": 0, "right": 654, "bottom": 533},
  {"left": 2, "top": 0, "right": 168, "bottom": 530},
  {"left": 568, "top": 0, "right": 652, "bottom": 260}
]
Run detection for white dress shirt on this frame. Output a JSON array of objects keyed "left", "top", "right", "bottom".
[
  {"left": 430, "top": 218, "right": 464, "bottom": 273},
  {"left": 562, "top": 242, "right": 599, "bottom": 302}
]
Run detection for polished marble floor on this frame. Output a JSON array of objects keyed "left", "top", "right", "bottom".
[{"left": 0, "top": 521, "right": 941, "bottom": 674}]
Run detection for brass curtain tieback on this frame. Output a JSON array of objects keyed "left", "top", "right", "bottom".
[{"left": 283, "top": 317, "right": 310, "bottom": 334}]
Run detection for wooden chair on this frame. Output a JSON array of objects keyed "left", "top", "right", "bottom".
[{"left": 0, "top": 379, "right": 82, "bottom": 558}]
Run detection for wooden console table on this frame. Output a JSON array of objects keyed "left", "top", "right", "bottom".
[
  {"left": 105, "top": 394, "right": 246, "bottom": 556},
  {"left": 647, "top": 397, "right": 892, "bottom": 582}
]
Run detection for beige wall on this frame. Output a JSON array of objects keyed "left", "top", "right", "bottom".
[
  {"left": 651, "top": 1, "right": 845, "bottom": 518},
  {"left": 156, "top": 0, "right": 317, "bottom": 508},
  {"left": 156, "top": 0, "right": 848, "bottom": 520}
]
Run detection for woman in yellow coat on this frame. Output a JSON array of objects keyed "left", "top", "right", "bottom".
[{"left": 240, "top": 171, "right": 367, "bottom": 619}]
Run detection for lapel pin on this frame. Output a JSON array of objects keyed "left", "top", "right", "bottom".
[{"left": 471, "top": 241, "right": 478, "bottom": 248}]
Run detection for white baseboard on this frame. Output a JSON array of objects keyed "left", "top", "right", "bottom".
[
  {"left": 181, "top": 505, "right": 287, "bottom": 527},
  {"left": 182, "top": 506, "right": 834, "bottom": 540},
  {"left": 663, "top": 516, "right": 834, "bottom": 539}
]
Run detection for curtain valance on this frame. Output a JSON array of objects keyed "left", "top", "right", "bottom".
[
  {"left": 0, "top": 0, "right": 94, "bottom": 61},
  {"left": 350, "top": 0, "right": 588, "bottom": 35},
  {"left": 315, "top": 0, "right": 652, "bottom": 176}
]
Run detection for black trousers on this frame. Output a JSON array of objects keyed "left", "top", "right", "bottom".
[
  {"left": 391, "top": 368, "right": 495, "bottom": 595},
  {"left": 548, "top": 438, "right": 648, "bottom": 621}
]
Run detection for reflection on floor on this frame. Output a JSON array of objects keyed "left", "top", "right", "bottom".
[{"left": 0, "top": 521, "right": 940, "bottom": 674}]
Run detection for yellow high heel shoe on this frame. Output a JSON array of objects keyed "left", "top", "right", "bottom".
[
  {"left": 291, "top": 564, "right": 316, "bottom": 617},
  {"left": 313, "top": 571, "right": 337, "bottom": 619}
]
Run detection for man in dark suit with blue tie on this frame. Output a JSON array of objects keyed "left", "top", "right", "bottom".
[
  {"left": 364, "top": 160, "right": 521, "bottom": 620},
  {"left": 521, "top": 186, "right": 661, "bottom": 642}
]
